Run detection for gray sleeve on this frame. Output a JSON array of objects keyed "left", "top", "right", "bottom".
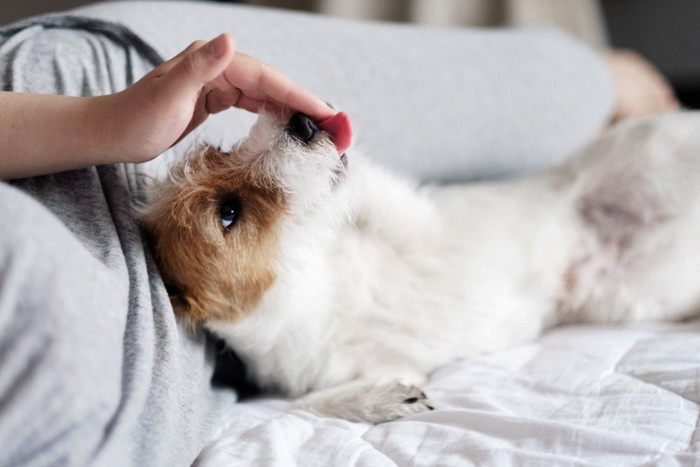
[{"left": 70, "top": 1, "right": 615, "bottom": 182}]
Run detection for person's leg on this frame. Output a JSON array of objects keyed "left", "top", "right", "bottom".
[
  {"left": 0, "top": 22, "right": 236, "bottom": 466},
  {"left": 0, "top": 182, "right": 125, "bottom": 466},
  {"left": 73, "top": 1, "right": 615, "bottom": 181}
]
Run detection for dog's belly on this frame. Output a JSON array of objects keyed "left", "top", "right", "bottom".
[
  {"left": 323, "top": 175, "right": 581, "bottom": 379},
  {"left": 558, "top": 205, "right": 700, "bottom": 324}
]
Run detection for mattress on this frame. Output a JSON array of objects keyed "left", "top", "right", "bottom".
[{"left": 195, "top": 320, "right": 700, "bottom": 466}]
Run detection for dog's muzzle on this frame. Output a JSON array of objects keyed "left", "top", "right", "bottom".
[
  {"left": 285, "top": 112, "right": 350, "bottom": 170},
  {"left": 286, "top": 113, "right": 319, "bottom": 144}
]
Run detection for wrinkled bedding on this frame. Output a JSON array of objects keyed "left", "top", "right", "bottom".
[{"left": 196, "top": 321, "right": 700, "bottom": 466}]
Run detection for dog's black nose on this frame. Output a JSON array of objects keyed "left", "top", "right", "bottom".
[{"left": 286, "top": 112, "right": 319, "bottom": 143}]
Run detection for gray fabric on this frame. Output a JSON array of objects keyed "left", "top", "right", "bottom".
[
  {"left": 0, "top": 17, "right": 234, "bottom": 467},
  {"left": 0, "top": 2, "right": 614, "bottom": 466}
]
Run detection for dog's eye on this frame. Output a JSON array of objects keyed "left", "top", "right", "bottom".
[{"left": 219, "top": 196, "right": 242, "bottom": 230}]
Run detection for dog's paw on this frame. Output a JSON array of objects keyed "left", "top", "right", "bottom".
[
  {"left": 362, "top": 382, "right": 434, "bottom": 423},
  {"left": 298, "top": 381, "right": 434, "bottom": 424}
]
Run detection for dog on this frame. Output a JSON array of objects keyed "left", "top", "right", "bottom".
[{"left": 142, "top": 110, "right": 700, "bottom": 423}]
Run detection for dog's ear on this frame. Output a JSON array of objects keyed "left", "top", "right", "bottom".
[
  {"left": 169, "top": 292, "right": 190, "bottom": 315},
  {"left": 168, "top": 289, "right": 218, "bottom": 325},
  {"left": 169, "top": 292, "right": 209, "bottom": 333},
  {"left": 169, "top": 292, "right": 217, "bottom": 336}
]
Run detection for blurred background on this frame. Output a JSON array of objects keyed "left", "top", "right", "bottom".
[{"left": 2, "top": 0, "right": 698, "bottom": 107}]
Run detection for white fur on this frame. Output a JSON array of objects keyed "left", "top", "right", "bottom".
[{"left": 205, "top": 111, "right": 700, "bottom": 423}]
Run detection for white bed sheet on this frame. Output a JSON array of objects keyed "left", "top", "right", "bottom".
[{"left": 196, "top": 321, "right": 700, "bottom": 466}]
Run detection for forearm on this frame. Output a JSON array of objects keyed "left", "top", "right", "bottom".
[{"left": 0, "top": 92, "right": 115, "bottom": 180}]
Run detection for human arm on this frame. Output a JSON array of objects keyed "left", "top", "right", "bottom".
[{"left": 0, "top": 33, "right": 334, "bottom": 180}]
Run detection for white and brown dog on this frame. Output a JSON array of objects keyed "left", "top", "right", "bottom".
[{"left": 143, "top": 111, "right": 700, "bottom": 423}]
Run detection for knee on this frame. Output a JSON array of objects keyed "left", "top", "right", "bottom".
[
  {"left": 0, "top": 183, "right": 124, "bottom": 464},
  {"left": 0, "top": 182, "right": 124, "bottom": 366},
  {"left": 4, "top": 27, "right": 141, "bottom": 95},
  {"left": 527, "top": 26, "right": 615, "bottom": 126}
]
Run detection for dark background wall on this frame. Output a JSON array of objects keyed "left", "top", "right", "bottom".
[
  {"left": 2, "top": 0, "right": 89, "bottom": 24},
  {"left": 603, "top": 0, "right": 700, "bottom": 108}
]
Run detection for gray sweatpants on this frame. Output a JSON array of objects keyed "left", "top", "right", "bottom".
[{"left": 0, "top": 2, "right": 613, "bottom": 465}]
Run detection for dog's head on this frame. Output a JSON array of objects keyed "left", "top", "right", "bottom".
[{"left": 142, "top": 111, "right": 352, "bottom": 323}]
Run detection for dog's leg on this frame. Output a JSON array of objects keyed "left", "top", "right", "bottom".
[
  {"left": 572, "top": 114, "right": 700, "bottom": 236},
  {"left": 296, "top": 379, "right": 434, "bottom": 424},
  {"left": 564, "top": 113, "right": 700, "bottom": 323}
]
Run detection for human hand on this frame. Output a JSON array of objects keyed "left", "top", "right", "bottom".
[
  {"left": 604, "top": 50, "right": 680, "bottom": 123},
  {"left": 98, "top": 33, "right": 336, "bottom": 164}
]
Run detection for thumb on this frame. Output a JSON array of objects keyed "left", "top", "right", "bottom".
[{"left": 160, "top": 33, "right": 236, "bottom": 98}]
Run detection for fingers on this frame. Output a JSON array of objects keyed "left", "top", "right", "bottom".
[
  {"left": 159, "top": 33, "right": 236, "bottom": 99},
  {"left": 220, "top": 52, "right": 334, "bottom": 119},
  {"left": 153, "top": 40, "right": 208, "bottom": 77},
  {"left": 149, "top": 32, "right": 333, "bottom": 123}
]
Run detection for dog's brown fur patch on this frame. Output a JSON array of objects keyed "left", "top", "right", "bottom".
[{"left": 142, "top": 146, "right": 286, "bottom": 323}]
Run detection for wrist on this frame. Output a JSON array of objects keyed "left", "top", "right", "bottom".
[
  {"left": 88, "top": 86, "right": 175, "bottom": 166},
  {"left": 83, "top": 94, "right": 128, "bottom": 166}
]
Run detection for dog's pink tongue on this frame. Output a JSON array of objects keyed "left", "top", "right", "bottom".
[{"left": 319, "top": 112, "right": 353, "bottom": 155}]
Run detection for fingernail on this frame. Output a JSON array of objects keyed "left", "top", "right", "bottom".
[{"left": 209, "top": 34, "right": 227, "bottom": 59}]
